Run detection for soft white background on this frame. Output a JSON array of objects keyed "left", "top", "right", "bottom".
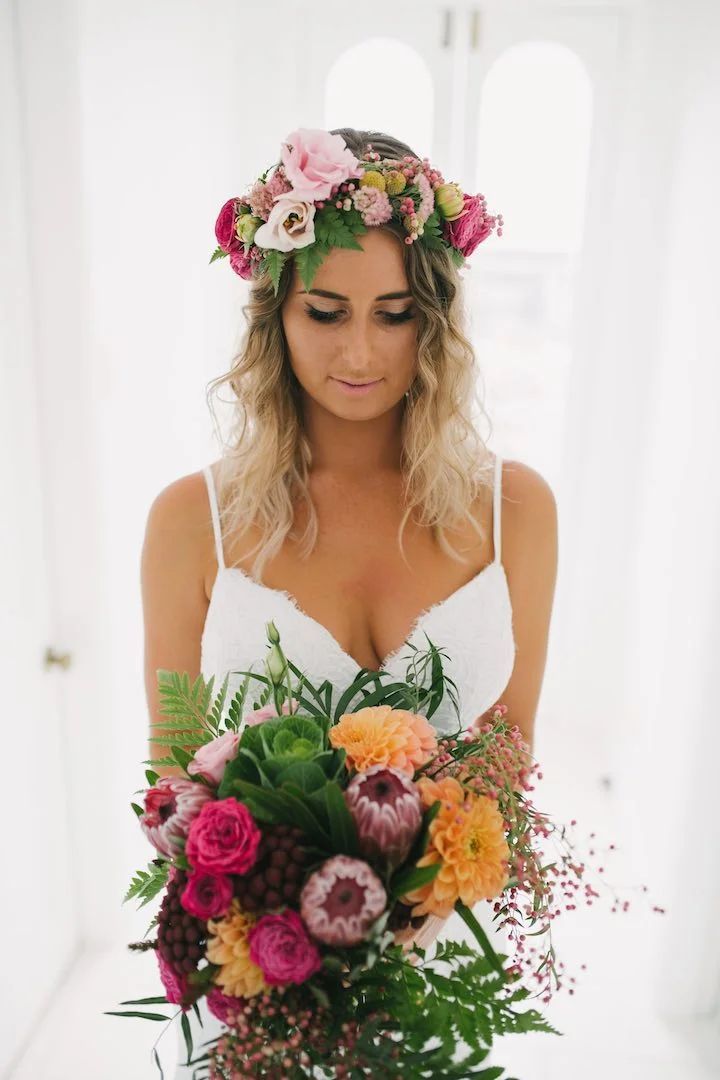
[{"left": 1, "top": 0, "right": 719, "bottom": 1076}]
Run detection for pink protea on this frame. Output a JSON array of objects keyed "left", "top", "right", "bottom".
[
  {"left": 139, "top": 777, "right": 215, "bottom": 861},
  {"left": 344, "top": 765, "right": 423, "bottom": 868},
  {"left": 299, "top": 854, "right": 386, "bottom": 947}
]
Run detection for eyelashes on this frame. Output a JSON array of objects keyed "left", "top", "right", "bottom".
[{"left": 305, "top": 306, "right": 415, "bottom": 325}]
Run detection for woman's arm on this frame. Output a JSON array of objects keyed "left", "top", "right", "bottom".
[
  {"left": 480, "top": 459, "right": 559, "bottom": 759},
  {"left": 140, "top": 472, "right": 213, "bottom": 780}
]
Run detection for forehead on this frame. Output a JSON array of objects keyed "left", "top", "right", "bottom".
[{"left": 294, "top": 228, "right": 409, "bottom": 300}]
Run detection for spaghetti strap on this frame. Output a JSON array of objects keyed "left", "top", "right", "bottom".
[
  {"left": 493, "top": 453, "right": 503, "bottom": 565},
  {"left": 202, "top": 464, "right": 225, "bottom": 571}
]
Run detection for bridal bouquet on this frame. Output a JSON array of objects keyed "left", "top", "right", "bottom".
[{"left": 109, "top": 621, "right": 660, "bottom": 1079}]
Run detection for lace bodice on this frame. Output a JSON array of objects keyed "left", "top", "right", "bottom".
[{"left": 200, "top": 453, "right": 516, "bottom": 733}]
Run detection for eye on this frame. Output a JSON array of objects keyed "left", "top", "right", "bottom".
[{"left": 304, "top": 306, "right": 415, "bottom": 325}]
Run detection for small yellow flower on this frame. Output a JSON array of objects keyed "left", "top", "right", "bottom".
[
  {"left": 400, "top": 776, "right": 510, "bottom": 918},
  {"left": 385, "top": 170, "right": 406, "bottom": 196},
  {"left": 206, "top": 897, "right": 268, "bottom": 998},
  {"left": 359, "top": 170, "right": 386, "bottom": 192}
]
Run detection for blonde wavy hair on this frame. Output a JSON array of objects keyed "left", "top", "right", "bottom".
[{"left": 206, "top": 127, "right": 495, "bottom": 583}]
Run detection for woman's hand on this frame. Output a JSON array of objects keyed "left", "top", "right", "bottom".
[{"left": 393, "top": 912, "right": 449, "bottom": 964}]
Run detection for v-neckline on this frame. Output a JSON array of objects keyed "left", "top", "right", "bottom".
[{"left": 214, "top": 559, "right": 506, "bottom": 673}]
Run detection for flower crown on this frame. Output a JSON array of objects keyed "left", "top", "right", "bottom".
[{"left": 210, "top": 127, "right": 504, "bottom": 297}]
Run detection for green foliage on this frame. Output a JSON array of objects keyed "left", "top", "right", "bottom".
[
  {"left": 293, "top": 241, "right": 331, "bottom": 292},
  {"left": 263, "top": 248, "right": 289, "bottom": 294},
  {"left": 313, "top": 204, "right": 366, "bottom": 250},
  {"left": 208, "top": 245, "right": 227, "bottom": 264},
  {"left": 122, "top": 859, "right": 170, "bottom": 907}
]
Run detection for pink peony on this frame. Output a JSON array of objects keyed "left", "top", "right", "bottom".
[
  {"left": 206, "top": 986, "right": 246, "bottom": 1026},
  {"left": 157, "top": 951, "right": 189, "bottom": 1009},
  {"left": 214, "top": 198, "right": 241, "bottom": 254},
  {"left": 278, "top": 127, "right": 364, "bottom": 203},
  {"left": 243, "top": 697, "right": 299, "bottom": 727},
  {"left": 140, "top": 777, "right": 215, "bottom": 860},
  {"left": 181, "top": 870, "right": 234, "bottom": 920},
  {"left": 344, "top": 764, "right": 423, "bottom": 868},
  {"left": 229, "top": 247, "right": 254, "bottom": 279},
  {"left": 300, "top": 854, "right": 387, "bottom": 947},
  {"left": 247, "top": 908, "right": 323, "bottom": 986},
  {"left": 187, "top": 730, "right": 241, "bottom": 786},
  {"left": 444, "top": 193, "right": 497, "bottom": 257},
  {"left": 185, "top": 797, "right": 261, "bottom": 875}
]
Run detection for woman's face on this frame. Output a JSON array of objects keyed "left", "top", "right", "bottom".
[{"left": 281, "top": 227, "right": 418, "bottom": 419}]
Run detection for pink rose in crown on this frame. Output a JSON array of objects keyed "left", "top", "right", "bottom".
[
  {"left": 444, "top": 192, "right": 496, "bottom": 257},
  {"left": 185, "top": 797, "right": 261, "bottom": 875},
  {"left": 247, "top": 908, "right": 323, "bottom": 986},
  {"left": 187, "top": 729, "right": 241, "bottom": 786},
  {"left": 229, "top": 247, "right": 254, "bottom": 279},
  {"left": 243, "top": 697, "right": 299, "bottom": 727},
  {"left": 214, "top": 198, "right": 242, "bottom": 254},
  {"left": 180, "top": 869, "right": 234, "bottom": 920},
  {"left": 278, "top": 127, "right": 365, "bottom": 203}
]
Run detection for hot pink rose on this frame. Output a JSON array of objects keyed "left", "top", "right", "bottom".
[
  {"left": 187, "top": 730, "right": 241, "bottom": 786},
  {"left": 247, "top": 908, "right": 323, "bottom": 986},
  {"left": 215, "top": 197, "right": 241, "bottom": 253},
  {"left": 180, "top": 869, "right": 234, "bottom": 920},
  {"left": 206, "top": 986, "right": 245, "bottom": 1025},
  {"left": 185, "top": 797, "right": 261, "bottom": 875},
  {"left": 157, "top": 952, "right": 189, "bottom": 1009},
  {"left": 444, "top": 193, "right": 496, "bottom": 257},
  {"left": 279, "top": 127, "right": 364, "bottom": 203},
  {"left": 243, "top": 697, "right": 299, "bottom": 727}
]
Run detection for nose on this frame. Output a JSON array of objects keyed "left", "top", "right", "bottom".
[{"left": 338, "top": 314, "right": 378, "bottom": 376}]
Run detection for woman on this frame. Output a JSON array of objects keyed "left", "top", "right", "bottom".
[{"left": 141, "top": 127, "right": 558, "bottom": 1076}]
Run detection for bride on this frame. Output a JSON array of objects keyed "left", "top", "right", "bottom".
[{"left": 140, "top": 126, "right": 558, "bottom": 1077}]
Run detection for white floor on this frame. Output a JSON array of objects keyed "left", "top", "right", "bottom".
[{"left": 8, "top": 764, "right": 720, "bottom": 1080}]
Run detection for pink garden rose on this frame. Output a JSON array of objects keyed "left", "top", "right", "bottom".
[
  {"left": 243, "top": 697, "right": 299, "bottom": 727},
  {"left": 187, "top": 730, "right": 241, "bottom": 786},
  {"left": 185, "top": 797, "right": 261, "bottom": 875},
  {"left": 278, "top": 127, "right": 364, "bottom": 203},
  {"left": 214, "top": 198, "right": 241, "bottom": 254},
  {"left": 229, "top": 247, "right": 254, "bottom": 279},
  {"left": 180, "top": 869, "right": 234, "bottom": 920},
  {"left": 444, "top": 192, "right": 496, "bottom": 257},
  {"left": 247, "top": 908, "right": 323, "bottom": 986},
  {"left": 140, "top": 777, "right": 214, "bottom": 860},
  {"left": 206, "top": 986, "right": 246, "bottom": 1025}
]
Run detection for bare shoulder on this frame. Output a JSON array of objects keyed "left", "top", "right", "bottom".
[
  {"left": 501, "top": 458, "right": 557, "bottom": 518},
  {"left": 499, "top": 457, "right": 558, "bottom": 576},
  {"left": 142, "top": 466, "right": 216, "bottom": 597}
]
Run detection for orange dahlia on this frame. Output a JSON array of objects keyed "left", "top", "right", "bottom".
[
  {"left": 400, "top": 775, "right": 510, "bottom": 919},
  {"left": 206, "top": 897, "right": 268, "bottom": 998},
  {"left": 329, "top": 705, "right": 437, "bottom": 775}
]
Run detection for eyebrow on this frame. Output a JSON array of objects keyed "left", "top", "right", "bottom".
[{"left": 299, "top": 288, "right": 412, "bottom": 301}]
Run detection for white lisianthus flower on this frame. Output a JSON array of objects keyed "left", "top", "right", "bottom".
[{"left": 253, "top": 195, "right": 317, "bottom": 252}]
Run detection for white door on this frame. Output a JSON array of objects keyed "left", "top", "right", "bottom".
[{"left": 0, "top": 4, "right": 77, "bottom": 1073}]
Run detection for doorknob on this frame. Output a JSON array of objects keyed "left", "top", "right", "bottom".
[{"left": 44, "top": 646, "right": 73, "bottom": 670}]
